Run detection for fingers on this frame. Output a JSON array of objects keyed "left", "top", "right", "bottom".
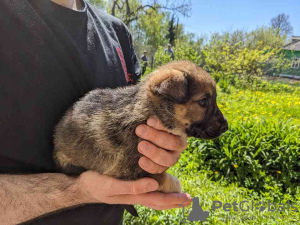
[
  {"left": 79, "top": 171, "right": 159, "bottom": 198},
  {"left": 79, "top": 171, "right": 192, "bottom": 210},
  {"left": 150, "top": 192, "right": 191, "bottom": 206},
  {"left": 136, "top": 117, "right": 187, "bottom": 174},
  {"left": 138, "top": 141, "right": 179, "bottom": 168},
  {"left": 138, "top": 156, "right": 167, "bottom": 174},
  {"left": 144, "top": 196, "right": 192, "bottom": 210},
  {"left": 118, "top": 192, "right": 192, "bottom": 207},
  {"left": 106, "top": 176, "right": 159, "bottom": 196},
  {"left": 146, "top": 117, "right": 169, "bottom": 132},
  {"left": 144, "top": 204, "right": 184, "bottom": 210},
  {"left": 135, "top": 123, "right": 187, "bottom": 151},
  {"left": 147, "top": 117, "right": 187, "bottom": 151}
]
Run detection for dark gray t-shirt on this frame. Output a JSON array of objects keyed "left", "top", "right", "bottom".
[{"left": 1, "top": 0, "right": 140, "bottom": 224}]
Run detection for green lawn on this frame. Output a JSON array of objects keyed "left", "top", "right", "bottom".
[{"left": 123, "top": 172, "right": 300, "bottom": 224}]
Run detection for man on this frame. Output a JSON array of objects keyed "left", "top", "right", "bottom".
[
  {"left": 0, "top": 0, "right": 191, "bottom": 224},
  {"left": 165, "top": 44, "right": 175, "bottom": 60},
  {"left": 141, "top": 50, "right": 148, "bottom": 75}
]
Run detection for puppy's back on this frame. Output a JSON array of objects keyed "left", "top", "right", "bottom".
[{"left": 53, "top": 85, "right": 147, "bottom": 178}]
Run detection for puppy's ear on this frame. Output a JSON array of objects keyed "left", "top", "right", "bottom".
[{"left": 149, "top": 69, "right": 188, "bottom": 103}]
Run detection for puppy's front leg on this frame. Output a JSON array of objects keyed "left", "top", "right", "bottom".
[{"left": 150, "top": 172, "right": 181, "bottom": 193}]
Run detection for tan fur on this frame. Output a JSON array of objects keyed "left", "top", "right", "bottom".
[{"left": 152, "top": 173, "right": 181, "bottom": 193}]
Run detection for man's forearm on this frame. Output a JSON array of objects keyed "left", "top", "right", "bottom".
[{"left": 0, "top": 173, "right": 86, "bottom": 224}]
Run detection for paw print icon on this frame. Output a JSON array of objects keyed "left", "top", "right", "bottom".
[{"left": 256, "top": 201, "right": 266, "bottom": 212}]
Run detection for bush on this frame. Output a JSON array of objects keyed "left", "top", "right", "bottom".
[
  {"left": 184, "top": 121, "right": 299, "bottom": 198},
  {"left": 202, "top": 41, "right": 290, "bottom": 88}
]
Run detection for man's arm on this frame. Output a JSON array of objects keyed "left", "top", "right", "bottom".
[
  {"left": 0, "top": 173, "right": 82, "bottom": 224},
  {"left": 0, "top": 171, "right": 191, "bottom": 224}
]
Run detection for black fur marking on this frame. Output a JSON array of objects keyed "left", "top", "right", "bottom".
[
  {"left": 153, "top": 101, "right": 175, "bottom": 130},
  {"left": 123, "top": 205, "right": 139, "bottom": 217},
  {"left": 154, "top": 75, "right": 189, "bottom": 104},
  {"left": 63, "top": 165, "right": 87, "bottom": 177}
]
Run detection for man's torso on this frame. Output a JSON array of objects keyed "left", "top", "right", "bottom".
[{"left": 0, "top": 0, "right": 140, "bottom": 223}]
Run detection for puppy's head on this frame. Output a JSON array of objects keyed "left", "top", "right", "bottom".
[{"left": 147, "top": 60, "right": 228, "bottom": 139}]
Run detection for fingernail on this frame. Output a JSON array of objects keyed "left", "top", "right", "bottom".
[
  {"left": 139, "top": 142, "right": 149, "bottom": 153},
  {"left": 136, "top": 125, "right": 147, "bottom": 137},
  {"left": 147, "top": 117, "right": 158, "bottom": 127}
]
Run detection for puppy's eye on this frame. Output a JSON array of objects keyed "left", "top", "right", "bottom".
[{"left": 198, "top": 98, "right": 208, "bottom": 107}]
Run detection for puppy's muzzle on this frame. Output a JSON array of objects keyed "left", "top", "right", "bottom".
[
  {"left": 217, "top": 117, "right": 228, "bottom": 133},
  {"left": 186, "top": 108, "right": 228, "bottom": 139}
]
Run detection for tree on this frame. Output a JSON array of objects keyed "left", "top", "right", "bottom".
[
  {"left": 134, "top": 8, "right": 168, "bottom": 48},
  {"left": 165, "top": 14, "right": 178, "bottom": 46},
  {"left": 90, "top": 0, "right": 192, "bottom": 58},
  {"left": 246, "top": 26, "right": 286, "bottom": 50},
  {"left": 109, "top": 0, "right": 191, "bottom": 26},
  {"left": 270, "top": 13, "right": 293, "bottom": 37},
  {"left": 208, "top": 27, "right": 286, "bottom": 51}
]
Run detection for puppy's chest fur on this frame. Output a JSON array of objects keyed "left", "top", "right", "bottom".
[{"left": 54, "top": 83, "right": 174, "bottom": 180}]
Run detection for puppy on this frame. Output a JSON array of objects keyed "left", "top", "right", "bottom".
[{"left": 53, "top": 60, "right": 228, "bottom": 194}]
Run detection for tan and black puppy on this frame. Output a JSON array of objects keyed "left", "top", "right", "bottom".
[{"left": 53, "top": 60, "right": 228, "bottom": 194}]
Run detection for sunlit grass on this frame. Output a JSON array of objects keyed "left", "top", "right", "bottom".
[
  {"left": 124, "top": 172, "right": 300, "bottom": 225},
  {"left": 217, "top": 88, "right": 300, "bottom": 126}
]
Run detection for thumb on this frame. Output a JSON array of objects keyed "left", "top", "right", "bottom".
[
  {"left": 79, "top": 171, "right": 159, "bottom": 196},
  {"left": 106, "top": 176, "right": 159, "bottom": 196}
]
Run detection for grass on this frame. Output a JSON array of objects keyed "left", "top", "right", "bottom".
[
  {"left": 123, "top": 83, "right": 300, "bottom": 224},
  {"left": 190, "top": 87, "right": 300, "bottom": 195},
  {"left": 218, "top": 88, "right": 300, "bottom": 125},
  {"left": 123, "top": 171, "right": 300, "bottom": 224}
]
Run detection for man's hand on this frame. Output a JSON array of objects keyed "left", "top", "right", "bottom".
[
  {"left": 135, "top": 117, "right": 187, "bottom": 174},
  {"left": 77, "top": 171, "right": 191, "bottom": 210},
  {"left": 0, "top": 172, "right": 191, "bottom": 224}
]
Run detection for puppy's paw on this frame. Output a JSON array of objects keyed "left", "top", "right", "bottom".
[{"left": 157, "top": 173, "right": 182, "bottom": 193}]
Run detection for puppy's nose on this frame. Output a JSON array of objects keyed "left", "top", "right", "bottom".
[{"left": 220, "top": 120, "right": 228, "bottom": 133}]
